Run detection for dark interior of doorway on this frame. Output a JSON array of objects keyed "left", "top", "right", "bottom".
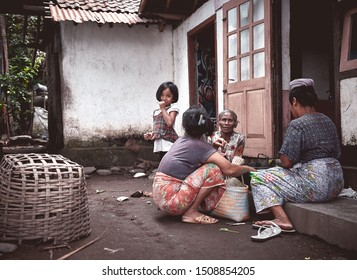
[
  {"left": 290, "top": 0, "right": 335, "bottom": 122},
  {"left": 195, "top": 23, "right": 216, "bottom": 124}
]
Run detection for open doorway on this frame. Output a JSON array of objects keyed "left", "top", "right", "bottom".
[
  {"left": 0, "top": 13, "right": 48, "bottom": 154},
  {"left": 290, "top": 0, "right": 335, "bottom": 122},
  {"left": 188, "top": 17, "right": 217, "bottom": 124}
]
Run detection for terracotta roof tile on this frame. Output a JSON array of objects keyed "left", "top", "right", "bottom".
[
  {"left": 55, "top": 0, "right": 139, "bottom": 13},
  {"left": 47, "top": 0, "right": 161, "bottom": 25}
]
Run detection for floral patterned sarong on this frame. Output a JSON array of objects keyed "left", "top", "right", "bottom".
[
  {"left": 250, "top": 158, "right": 344, "bottom": 213},
  {"left": 152, "top": 163, "right": 226, "bottom": 216}
]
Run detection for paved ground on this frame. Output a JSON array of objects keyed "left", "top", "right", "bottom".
[{"left": 1, "top": 173, "right": 357, "bottom": 260}]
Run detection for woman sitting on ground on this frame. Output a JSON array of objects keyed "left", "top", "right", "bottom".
[
  {"left": 152, "top": 106, "right": 255, "bottom": 224},
  {"left": 251, "top": 78, "right": 344, "bottom": 231},
  {"left": 207, "top": 109, "right": 245, "bottom": 162}
]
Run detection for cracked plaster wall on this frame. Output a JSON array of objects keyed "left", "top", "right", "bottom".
[
  {"left": 341, "top": 77, "right": 357, "bottom": 146},
  {"left": 59, "top": 21, "right": 175, "bottom": 146}
]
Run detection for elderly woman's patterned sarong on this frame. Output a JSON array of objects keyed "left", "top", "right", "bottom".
[
  {"left": 250, "top": 158, "right": 344, "bottom": 213},
  {"left": 152, "top": 163, "right": 226, "bottom": 216}
]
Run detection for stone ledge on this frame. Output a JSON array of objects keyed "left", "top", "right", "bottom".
[
  {"left": 284, "top": 198, "right": 357, "bottom": 252},
  {"left": 60, "top": 146, "right": 159, "bottom": 167}
]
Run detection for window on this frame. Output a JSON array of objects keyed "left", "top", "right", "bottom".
[
  {"left": 340, "top": 8, "right": 357, "bottom": 72},
  {"left": 350, "top": 13, "right": 357, "bottom": 60},
  {"left": 225, "top": 0, "right": 266, "bottom": 83}
]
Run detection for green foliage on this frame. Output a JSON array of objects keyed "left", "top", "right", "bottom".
[{"left": 0, "top": 14, "right": 46, "bottom": 135}]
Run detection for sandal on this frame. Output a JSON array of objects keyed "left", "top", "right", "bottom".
[
  {"left": 182, "top": 214, "right": 218, "bottom": 224},
  {"left": 251, "top": 223, "right": 282, "bottom": 242},
  {"left": 252, "top": 221, "right": 296, "bottom": 233}
]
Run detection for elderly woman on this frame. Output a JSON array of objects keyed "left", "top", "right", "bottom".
[
  {"left": 250, "top": 78, "right": 344, "bottom": 238},
  {"left": 152, "top": 106, "right": 255, "bottom": 224},
  {"left": 207, "top": 109, "right": 245, "bottom": 162}
]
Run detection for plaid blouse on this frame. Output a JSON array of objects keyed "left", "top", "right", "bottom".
[{"left": 152, "top": 109, "right": 178, "bottom": 143}]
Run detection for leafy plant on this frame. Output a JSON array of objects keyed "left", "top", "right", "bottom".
[{"left": 0, "top": 14, "right": 46, "bottom": 135}]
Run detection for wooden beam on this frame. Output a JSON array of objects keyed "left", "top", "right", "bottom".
[
  {"left": 32, "top": 16, "right": 41, "bottom": 67},
  {"left": 0, "top": 15, "right": 9, "bottom": 74},
  {"left": 23, "top": 5, "right": 46, "bottom": 13},
  {"left": 159, "top": 22, "right": 166, "bottom": 32},
  {"left": 165, "top": 0, "right": 172, "bottom": 10},
  {"left": 149, "top": 12, "right": 186, "bottom": 21},
  {"left": 138, "top": 0, "right": 148, "bottom": 14}
]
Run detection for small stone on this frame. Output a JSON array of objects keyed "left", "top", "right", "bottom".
[
  {"left": 131, "top": 191, "right": 143, "bottom": 197},
  {"left": 133, "top": 172, "right": 147, "bottom": 178},
  {"left": 143, "top": 191, "right": 152, "bottom": 197},
  {"left": 110, "top": 166, "right": 123, "bottom": 175},
  {"left": 129, "top": 168, "right": 145, "bottom": 175},
  {"left": 84, "top": 166, "right": 96, "bottom": 175},
  {"left": 97, "top": 169, "right": 112, "bottom": 176},
  {"left": 117, "top": 196, "right": 129, "bottom": 202},
  {"left": 0, "top": 243, "right": 17, "bottom": 253}
]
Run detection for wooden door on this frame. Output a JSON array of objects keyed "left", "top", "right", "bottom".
[{"left": 222, "top": 0, "right": 273, "bottom": 157}]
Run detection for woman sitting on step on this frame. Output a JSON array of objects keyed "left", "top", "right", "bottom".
[{"left": 250, "top": 78, "right": 344, "bottom": 233}]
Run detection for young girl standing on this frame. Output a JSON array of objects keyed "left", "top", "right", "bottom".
[{"left": 144, "top": 82, "right": 179, "bottom": 160}]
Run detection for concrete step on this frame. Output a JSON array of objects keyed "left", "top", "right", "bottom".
[{"left": 284, "top": 198, "right": 357, "bottom": 252}]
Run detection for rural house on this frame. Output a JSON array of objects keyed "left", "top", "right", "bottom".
[{"left": 1, "top": 1, "right": 357, "bottom": 180}]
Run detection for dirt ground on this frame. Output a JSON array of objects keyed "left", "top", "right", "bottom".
[{"left": 1, "top": 172, "right": 357, "bottom": 260}]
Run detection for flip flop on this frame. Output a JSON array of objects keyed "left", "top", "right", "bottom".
[
  {"left": 252, "top": 221, "right": 296, "bottom": 233},
  {"left": 182, "top": 214, "right": 218, "bottom": 224},
  {"left": 251, "top": 224, "right": 282, "bottom": 242}
]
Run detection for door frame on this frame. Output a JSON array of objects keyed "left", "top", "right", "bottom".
[
  {"left": 222, "top": 0, "right": 277, "bottom": 158},
  {"left": 187, "top": 15, "right": 217, "bottom": 110}
]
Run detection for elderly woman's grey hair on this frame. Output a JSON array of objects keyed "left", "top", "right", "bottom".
[{"left": 218, "top": 109, "right": 238, "bottom": 128}]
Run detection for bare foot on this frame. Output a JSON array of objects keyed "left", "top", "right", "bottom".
[
  {"left": 182, "top": 210, "right": 218, "bottom": 224},
  {"left": 254, "top": 219, "right": 294, "bottom": 230},
  {"left": 182, "top": 214, "right": 218, "bottom": 224}
]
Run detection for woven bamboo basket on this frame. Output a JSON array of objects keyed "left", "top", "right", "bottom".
[
  {"left": 0, "top": 153, "right": 91, "bottom": 244},
  {"left": 211, "top": 177, "right": 250, "bottom": 222}
]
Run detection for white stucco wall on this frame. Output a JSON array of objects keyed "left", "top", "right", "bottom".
[
  {"left": 59, "top": 1, "right": 222, "bottom": 144},
  {"left": 59, "top": 22, "right": 174, "bottom": 144},
  {"left": 281, "top": 0, "right": 291, "bottom": 91},
  {"left": 340, "top": 78, "right": 357, "bottom": 146}
]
